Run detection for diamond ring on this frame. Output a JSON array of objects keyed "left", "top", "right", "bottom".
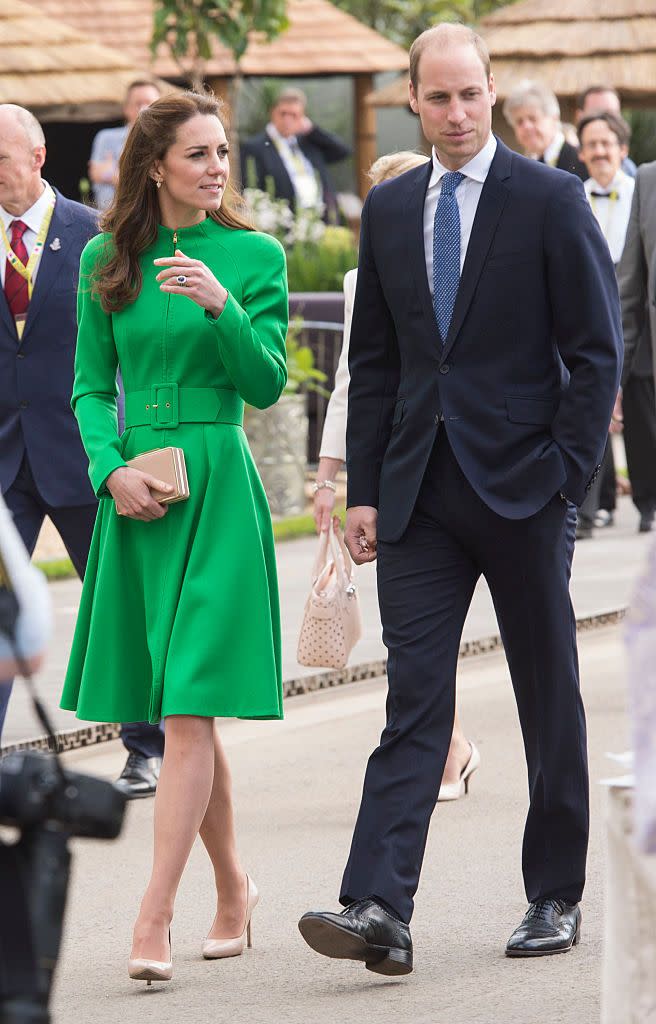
[{"left": 176, "top": 274, "right": 187, "bottom": 286}]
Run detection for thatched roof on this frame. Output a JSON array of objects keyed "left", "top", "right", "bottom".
[
  {"left": 369, "top": 0, "right": 656, "bottom": 107},
  {"left": 28, "top": 0, "right": 408, "bottom": 78},
  {"left": 0, "top": 0, "right": 171, "bottom": 119}
]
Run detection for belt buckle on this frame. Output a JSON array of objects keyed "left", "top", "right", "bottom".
[{"left": 149, "top": 382, "right": 179, "bottom": 429}]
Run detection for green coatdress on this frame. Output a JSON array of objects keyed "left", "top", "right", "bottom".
[{"left": 60, "top": 218, "right": 288, "bottom": 724}]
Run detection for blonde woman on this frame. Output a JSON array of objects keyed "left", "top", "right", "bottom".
[{"left": 314, "top": 150, "right": 480, "bottom": 801}]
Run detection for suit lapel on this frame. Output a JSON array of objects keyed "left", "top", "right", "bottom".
[
  {"left": 442, "top": 141, "right": 512, "bottom": 359},
  {"left": 0, "top": 284, "right": 17, "bottom": 339},
  {"left": 21, "top": 192, "right": 73, "bottom": 343},
  {"left": 405, "top": 162, "right": 435, "bottom": 327}
]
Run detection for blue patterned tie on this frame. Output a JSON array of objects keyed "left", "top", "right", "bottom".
[{"left": 433, "top": 171, "right": 464, "bottom": 343}]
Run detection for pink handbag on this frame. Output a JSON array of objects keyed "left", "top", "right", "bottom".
[{"left": 297, "top": 520, "right": 363, "bottom": 669}]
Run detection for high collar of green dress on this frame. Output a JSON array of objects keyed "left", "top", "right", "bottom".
[{"left": 157, "top": 217, "right": 214, "bottom": 245}]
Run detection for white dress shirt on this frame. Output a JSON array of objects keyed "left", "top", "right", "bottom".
[
  {"left": 423, "top": 135, "right": 497, "bottom": 295},
  {"left": 0, "top": 181, "right": 55, "bottom": 287},
  {"left": 584, "top": 170, "right": 635, "bottom": 265},
  {"left": 541, "top": 130, "right": 566, "bottom": 167},
  {"left": 266, "top": 123, "right": 321, "bottom": 209},
  {"left": 319, "top": 267, "right": 357, "bottom": 462}
]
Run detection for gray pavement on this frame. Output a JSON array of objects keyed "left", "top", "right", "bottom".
[
  {"left": 2, "top": 493, "right": 649, "bottom": 745},
  {"left": 50, "top": 623, "right": 628, "bottom": 1024}
]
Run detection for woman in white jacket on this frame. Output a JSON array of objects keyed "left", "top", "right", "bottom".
[{"left": 314, "top": 151, "right": 480, "bottom": 801}]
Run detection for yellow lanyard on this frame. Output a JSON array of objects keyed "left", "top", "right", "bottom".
[{"left": 1, "top": 187, "right": 56, "bottom": 302}]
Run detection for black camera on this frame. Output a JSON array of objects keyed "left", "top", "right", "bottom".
[{"left": 0, "top": 750, "right": 125, "bottom": 838}]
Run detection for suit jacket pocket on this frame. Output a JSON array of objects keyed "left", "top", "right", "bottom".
[{"left": 506, "top": 396, "right": 559, "bottom": 425}]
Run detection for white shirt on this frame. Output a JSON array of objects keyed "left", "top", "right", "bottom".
[
  {"left": 541, "top": 130, "right": 566, "bottom": 167},
  {"left": 0, "top": 181, "right": 55, "bottom": 287},
  {"left": 423, "top": 135, "right": 497, "bottom": 296},
  {"left": 266, "top": 123, "right": 321, "bottom": 210},
  {"left": 584, "top": 170, "right": 635, "bottom": 265}
]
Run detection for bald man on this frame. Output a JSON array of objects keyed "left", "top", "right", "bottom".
[{"left": 0, "top": 105, "right": 164, "bottom": 796}]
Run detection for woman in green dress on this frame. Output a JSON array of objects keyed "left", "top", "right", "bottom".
[{"left": 60, "top": 92, "right": 288, "bottom": 982}]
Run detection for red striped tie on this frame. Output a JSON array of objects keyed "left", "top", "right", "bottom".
[{"left": 4, "top": 219, "right": 29, "bottom": 321}]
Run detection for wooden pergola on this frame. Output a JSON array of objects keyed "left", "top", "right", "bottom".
[
  {"left": 368, "top": 0, "right": 656, "bottom": 142},
  {"left": 27, "top": 0, "right": 409, "bottom": 197},
  {"left": 0, "top": 0, "right": 170, "bottom": 120}
]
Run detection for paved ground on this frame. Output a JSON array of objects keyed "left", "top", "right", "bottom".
[
  {"left": 2, "top": 493, "right": 649, "bottom": 745},
  {"left": 49, "top": 624, "right": 627, "bottom": 1024}
]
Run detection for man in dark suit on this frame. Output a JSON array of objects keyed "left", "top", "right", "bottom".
[
  {"left": 240, "top": 87, "right": 351, "bottom": 222},
  {"left": 503, "top": 79, "right": 588, "bottom": 180},
  {"left": 298, "top": 25, "right": 621, "bottom": 972},
  {"left": 0, "top": 104, "right": 163, "bottom": 797}
]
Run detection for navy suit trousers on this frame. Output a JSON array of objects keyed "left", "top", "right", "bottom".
[
  {"left": 0, "top": 456, "right": 164, "bottom": 759},
  {"left": 339, "top": 431, "right": 587, "bottom": 923}
]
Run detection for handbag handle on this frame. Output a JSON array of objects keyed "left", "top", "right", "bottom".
[{"left": 327, "top": 519, "right": 355, "bottom": 583}]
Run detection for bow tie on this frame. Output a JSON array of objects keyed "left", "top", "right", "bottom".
[{"left": 590, "top": 190, "right": 618, "bottom": 199}]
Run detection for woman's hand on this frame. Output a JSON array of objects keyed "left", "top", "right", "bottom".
[
  {"left": 106, "top": 467, "right": 174, "bottom": 521},
  {"left": 154, "top": 249, "right": 228, "bottom": 318},
  {"left": 313, "top": 457, "right": 342, "bottom": 533}
]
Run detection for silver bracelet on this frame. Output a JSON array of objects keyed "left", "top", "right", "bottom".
[{"left": 312, "top": 479, "right": 337, "bottom": 495}]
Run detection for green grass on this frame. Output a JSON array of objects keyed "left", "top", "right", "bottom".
[{"left": 36, "top": 506, "right": 347, "bottom": 581}]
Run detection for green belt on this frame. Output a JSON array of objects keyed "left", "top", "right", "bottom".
[{"left": 124, "top": 385, "right": 244, "bottom": 431}]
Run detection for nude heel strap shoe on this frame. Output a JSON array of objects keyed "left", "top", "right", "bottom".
[
  {"left": 202, "top": 876, "right": 259, "bottom": 959},
  {"left": 437, "top": 741, "right": 481, "bottom": 802},
  {"left": 128, "top": 930, "right": 172, "bottom": 985}
]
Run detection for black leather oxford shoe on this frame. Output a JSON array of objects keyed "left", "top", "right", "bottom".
[
  {"left": 298, "top": 898, "right": 413, "bottom": 976},
  {"left": 115, "top": 752, "right": 162, "bottom": 800},
  {"left": 506, "top": 898, "right": 581, "bottom": 957}
]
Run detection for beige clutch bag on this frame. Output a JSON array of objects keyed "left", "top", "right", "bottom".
[{"left": 126, "top": 447, "right": 189, "bottom": 504}]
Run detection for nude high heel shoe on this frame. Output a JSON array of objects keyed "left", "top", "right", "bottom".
[
  {"left": 128, "top": 930, "right": 172, "bottom": 985},
  {"left": 202, "top": 876, "right": 259, "bottom": 959},
  {"left": 437, "top": 741, "right": 481, "bottom": 802}
]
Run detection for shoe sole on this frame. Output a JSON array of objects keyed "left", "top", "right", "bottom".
[
  {"left": 505, "top": 928, "right": 580, "bottom": 958},
  {"left": 298, "top": 917, "right": 413, "bottom": 976}
]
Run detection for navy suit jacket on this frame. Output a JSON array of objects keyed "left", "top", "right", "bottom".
[
  {"left": 346, "top": 138, "right": 623, "bottom": 542},
  {"left": 0, "top": 189, "right": 99, "bottom": 507},
  {"left": 240, "top": 125, "right": 351, "bottom": 221}
]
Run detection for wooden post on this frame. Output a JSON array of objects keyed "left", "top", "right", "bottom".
[
  {"left": 354, "top": 73, "right": 377, "bottom": 200},
  {"left": 206, "top": 76, "right": 231, "bottom": 119}
]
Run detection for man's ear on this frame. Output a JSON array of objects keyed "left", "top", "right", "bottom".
[{"left": 409, "top": 80, "right": 419, "bottom": 115}]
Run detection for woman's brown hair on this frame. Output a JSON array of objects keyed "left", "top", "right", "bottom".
[{"left": 94, "top": 91, "right": 252, "bottom": 313}]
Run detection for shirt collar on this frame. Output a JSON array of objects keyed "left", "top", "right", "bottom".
[
  {"left": 542, "top": 130, "right": 565, "bottom": 166},
  {"left": 429, "top": 134, "right": 497, "bottom": 189},
  {"left": 266, "top": 123, "right": 298, "bottom": 149},
  {"left": 585, "top": 169, "right": 630, "bottom": 195},
  {"left": 0, "top": 180, "right": 55, "bottom": 235}
]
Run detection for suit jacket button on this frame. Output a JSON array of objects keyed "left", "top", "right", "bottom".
[
  {"left": 16, "top": 352, "right": 25, "bottom": 359},
  {"left": 20, "top": 400, "right": 29, "bottom": 409},
  {"left": 439, "top": 364, "right": 450, "bottom": 374}
]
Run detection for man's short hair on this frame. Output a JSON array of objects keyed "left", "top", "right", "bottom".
[
  {"left": 576, "top": 84, "right": 620, "bottom": 113},
  {"left": 578, "top": 110, "right": 631, "bottom": 149},
  {"left": 409, "top": 24, "right": 490, "bottom": 93},
  {"left": 271, "top": 87, "right": 307, "bottom": 111},
  {"left": 503, "top": 80, "right": 560, "bottom": 124},
  {"left": 125, "top": 79, "right": 160, "bottom": 101},
  {"left": 0, "top": 104, "right": 45, "bottom": 148}
]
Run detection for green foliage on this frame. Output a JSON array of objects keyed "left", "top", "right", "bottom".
[
  {"left": 625, "top": 110, "right": 656, "bottom": 167},
  {"left": 285, "top": 322, "right": 329, "bottom": 396},
  {"left": 151, "top": 0, "right": 289, "bottom": 84},
  {"left": 285, "top": 231, "right": 359, "bottom": 292},
  {"left": 330, "top": 0, "right": 511, "bottom": 46}
]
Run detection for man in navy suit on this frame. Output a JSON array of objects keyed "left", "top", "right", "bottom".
[
  {"left": 240, "top": 88, "right": 351, "bottom": 222},
  {"left": 299, "top": 25, "right": 622, "bottom": 971},
  {"left": 0, "top": 104, "right": 163, "bottom": 797}
]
